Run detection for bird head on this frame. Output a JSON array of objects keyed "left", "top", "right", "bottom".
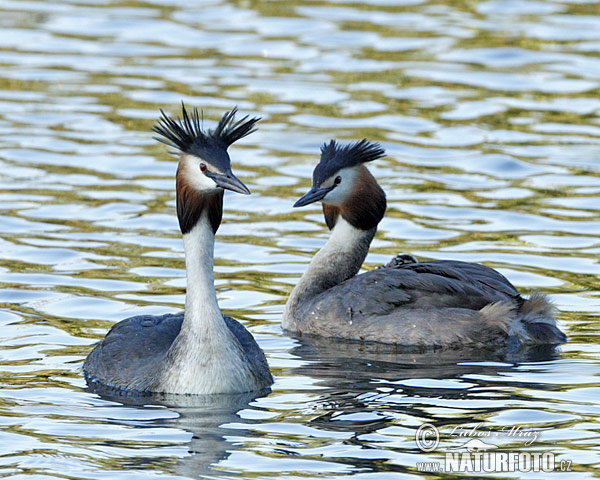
[
  {"left": 294, "top": 139, "right": 387, "bottom": 230},
  {"left": 153, "top": 104, "right": 260, "bottom": 234}
]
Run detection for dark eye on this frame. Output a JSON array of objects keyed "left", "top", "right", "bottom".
[
  {"left": 199, "top": 163, "right": 207, "bottom": 172},
  {"left": 334, "top": 176, "right": 342, "bottom": 185}
]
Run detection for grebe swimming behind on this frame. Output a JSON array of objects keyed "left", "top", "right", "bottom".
[
  {"left": 84, "top": 105, "right": 273, "bottom": 394},
  {"left": 284, "top": 139, "right": 567, "bottom": 347}
]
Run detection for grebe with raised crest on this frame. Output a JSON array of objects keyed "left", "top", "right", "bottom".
[
  {"left": 284, "top": 139, "right": 567, "bottom": 348},
  {"left": 84, "top": 105, "right": 273, "bottom": 394}
]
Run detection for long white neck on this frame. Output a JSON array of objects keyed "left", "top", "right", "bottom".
[
  {"left": 158, "top": 212, "right": 263, "bottom": 394},
  {"left": 181, "top": 216, "right": 222, "bottom": 330},
  {"left": 284, "top": 218, "right": 375, "bottom": 327}
]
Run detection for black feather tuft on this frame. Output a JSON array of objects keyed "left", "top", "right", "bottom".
[
  {"left": 152, "top": 103, "right": 260, "bottom": 155},
  {"left": 214, "top": 106, "right": 261, "bottom": 147},
  {"left": 152, "top": 102, "right": 201, "bottom": 152},
  {"left": 313, "top": 139, "right": 385, "bottom": 186},
  {"left": 321, "top": 139, "right": 385, "bottom": 166}
]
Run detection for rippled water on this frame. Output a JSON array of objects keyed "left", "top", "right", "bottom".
[{"left": 1, "top": 0, "right": 599, "bottom": 478}]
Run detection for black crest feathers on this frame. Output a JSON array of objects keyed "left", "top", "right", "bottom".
[
  {"left": 152, "top": 103, "right": 260, "bottom": 154},
  {"left": 314, "top": 139, "right": 385, "bottom": 185},
  {"left": 213, "top": 107, "right": 260, "bottom": 147},
  {"left": 321, "top": 139, "right": 386, "bottom": 166}
]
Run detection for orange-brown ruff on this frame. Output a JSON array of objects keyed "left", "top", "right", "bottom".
[
  {"left": 176, "top": 170, "right": 224, "bottom": 235},
  {"left": 284, "top": 139, "right": 567, "bottom": 348}
]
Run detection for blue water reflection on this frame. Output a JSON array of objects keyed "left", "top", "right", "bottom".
[{"left": 0, "top": 0, "right": 599, "bottom": 478}]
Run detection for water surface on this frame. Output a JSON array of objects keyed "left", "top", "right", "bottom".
[{"left": 0, "top": 0, "right": 599, "bottom": 478}]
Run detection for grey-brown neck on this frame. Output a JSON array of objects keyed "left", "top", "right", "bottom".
[
  {"left": 284, "top": 168, "right": 385, "bottom": 328},
  {"left": 283, "top": 165, "right": 386, "bottom": 330},
  {"left": 284, "top": 218, "right": 376, "bottom": 328}
]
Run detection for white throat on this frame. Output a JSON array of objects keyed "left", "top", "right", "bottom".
[
  {"left": 316, "top": 217, "right": 364, "bottom": 257},
  {"left": 182, "top": 216, "right": 221, "bottom": 327}
]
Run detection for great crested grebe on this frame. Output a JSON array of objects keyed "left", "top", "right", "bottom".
[
  {"left": 84, "top": 105, "right": 273, "bottom": 394},
  {"left": 284, "top": 139, "right": 567, "bottom": 347}
]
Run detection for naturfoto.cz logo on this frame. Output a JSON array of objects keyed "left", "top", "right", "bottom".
[{"left": 414, "top": 423, "right": 573, "bottom": 474}]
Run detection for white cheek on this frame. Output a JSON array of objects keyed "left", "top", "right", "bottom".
[
  {"left": 181, "top": 155, "right": 218, "bottom": 191},
  {"left": 322, "top": 168, "right": 356, "bottom": 206}
]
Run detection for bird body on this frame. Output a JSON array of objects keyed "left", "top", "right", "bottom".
[
  {"left": 84, "top": 106, "right": 273, "bottom": 395},
  {"left": 84, "top": 310, "right": 271, "bottom": 394},
  {"left": 284, "top": 140, "right": 566, "bottom": 347}
]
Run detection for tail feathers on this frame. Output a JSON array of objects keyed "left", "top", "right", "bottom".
[
  {"left": 479, "top": 302, "right": 517, "bottom": 335},
  {"left": 519, "top": 292, "right": 567, "bottom": 345},
  {"left": 520, "top": 292, "right": 557, "bottom": 324}
]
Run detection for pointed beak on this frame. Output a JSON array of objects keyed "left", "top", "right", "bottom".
[
  {"left": 293, "top": 186, "right": 333, "bottom": 207},
  {"left": 208, "top": 170, "right": 251, "bottom": 195}
]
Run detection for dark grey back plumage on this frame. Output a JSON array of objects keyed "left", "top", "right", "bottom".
[
  {"left": 290, "top": 258, "right": 566, "bottom": 347},
  {"left": 84, "top": 312, "right": 272, "bottom": 395}
]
